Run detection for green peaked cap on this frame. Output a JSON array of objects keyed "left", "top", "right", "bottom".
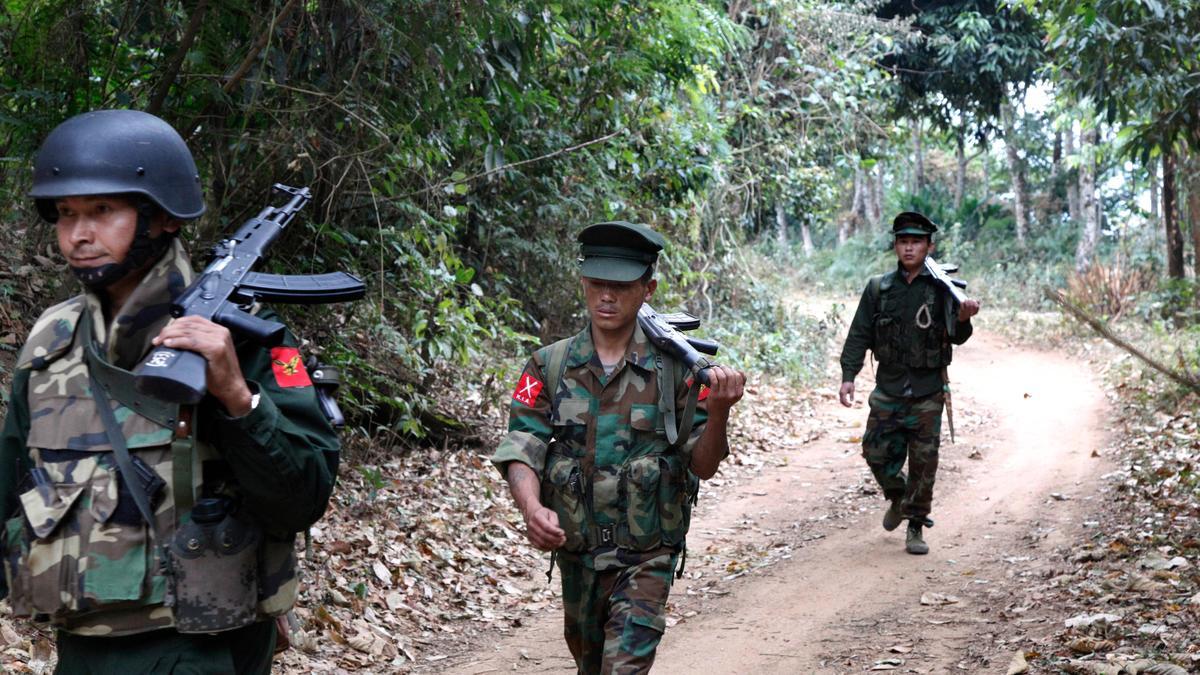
[
  {"left": 892, "top": 211, "right": 938, "bottom": 236},
  {"left": 577, "top": 221, "right": 665, "bottom": 282}
]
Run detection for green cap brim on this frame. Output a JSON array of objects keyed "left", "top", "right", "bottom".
[
  {"left": 894, "top": 227, "right": 932, "bottom": 236},
  {"left": 580, "top": 256, "right": 650, "bottom": 282}
]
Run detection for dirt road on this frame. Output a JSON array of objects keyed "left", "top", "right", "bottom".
[{"left": 445, "top": 330, "right": 1111, "bottom": 674}]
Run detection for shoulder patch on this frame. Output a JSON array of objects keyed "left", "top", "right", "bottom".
[
  {"left": 17, "top": 295, "right": 87, "bottom": 371},
  {"left": 270, "top": 346, "right": 313, "bottom": 388},
  {"left": 512, "top": 372, "right": 543, "bottom": 407}
]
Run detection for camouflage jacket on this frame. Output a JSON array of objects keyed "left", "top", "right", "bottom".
[
  {"left": 840, "top": 264, "right": 974, "bottom": 398},
  {"left": 491, "top": 322, "right": 707, "bottom": 571},
  {"left": 0, "top": 241, "right": 338, "bottom": 636}
]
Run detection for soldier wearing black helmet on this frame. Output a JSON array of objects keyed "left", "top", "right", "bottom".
[
  {"left": 0, "top": 110, "right": 337, "bottom": 673},
  {"left": 837, "top": 212, "right": 980, "bottom": 555}
]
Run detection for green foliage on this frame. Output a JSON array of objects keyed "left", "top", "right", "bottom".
[
  {"left": 876, "top": 0, "right": 1045, "bottom": 134},
  {"left": 1039, "top": 0, "right": 1200, "bottom": 158}
]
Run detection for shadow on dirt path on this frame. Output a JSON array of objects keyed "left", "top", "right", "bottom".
[{"left": 442, "top": 329, "right": 1111, "bottom": 674}]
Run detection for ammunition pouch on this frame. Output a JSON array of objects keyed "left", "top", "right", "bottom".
[
  {"left": 165, "top": 498, "right": 262, "bottom": 633},
  {"left": 542, "top": 451, "right": 696, "bottom": 554},
  {"left": 163, "top": 497, "right": 299, "bottom": 634},
  {"left": 871, "top": 273, "right": 952, "bottom": 370}
]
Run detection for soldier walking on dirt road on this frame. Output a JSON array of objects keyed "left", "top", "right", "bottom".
[
  {"left": 838, "top": 212, "right": 980, "bottom": 555},
  {"left": 491, "top": 221, "right": 745, "bottom": 673}
]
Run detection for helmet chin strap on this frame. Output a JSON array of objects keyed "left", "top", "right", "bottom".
[{"left": 70, "top": 204, "right": 177, "bottom": 290}]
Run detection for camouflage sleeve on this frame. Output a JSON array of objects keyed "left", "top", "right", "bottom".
[
  {"left": 489, "top": 354, "right": 552, "bottom": 479},
  {"left": 0, "top": 369, "right": 33, "bottom": 599},
  {"left": 839, "top": 281, "right": 876, "bottom": 382},
  {"left": 199, "top": 314, "right": 337, "bottom": 537}
]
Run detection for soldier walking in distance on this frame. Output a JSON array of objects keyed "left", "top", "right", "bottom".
[
  {"left": 491, "top": 222, "right": 745, "bottom": 673},
  {"left": 838, "top": 212, "right": 980, "bottom": 555},
  {"left": 0, "top": 110, "right": 338, "bottom": 673}
]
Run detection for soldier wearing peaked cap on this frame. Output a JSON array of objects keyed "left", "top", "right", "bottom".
[
  {"left": 491, "top": 221, "right": 746, "bottom": 673},
  {"left": 838, "top": 211, "right": 981, "bottom": 555},
  {"left": 0, "top": 110, "right": 338, "bottom": 673}
]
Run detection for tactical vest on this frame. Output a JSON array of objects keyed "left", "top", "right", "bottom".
[
  {"left": 870, "top": 271, "right": 953, "bottom": 369},
  {"left": 1, "top": 296, "right": 298, "bottom": 636},
  {"left": 537, "top": 337, "right": 700, "bottom": 554}
]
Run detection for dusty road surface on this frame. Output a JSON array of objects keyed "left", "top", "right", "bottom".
[{"left": 443, "top": 330, "right": 1111, "bottom": 674}]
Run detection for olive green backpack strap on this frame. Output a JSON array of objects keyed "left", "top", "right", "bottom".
[
  {"left": 869, "top": 274, "right": 885, "bottom": 316},
  {"left": 540, "top": 337, "right": 573, "bottom": 583},
  {"left": 543, "top": 337, "right": 573, "bottom": 422},
  {"left": 655, "top": 348, "right": 701, "bottom": 450}
]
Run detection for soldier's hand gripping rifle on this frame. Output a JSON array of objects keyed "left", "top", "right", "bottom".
[
  {"left": 637, "top": 304, "right": 720, "bottom": 385},
  {"left": 134, "top": 184, "right": 366, "bottom": 404},
  {"left": 923, "top": 256, "right": 970, "bottom": 338}
]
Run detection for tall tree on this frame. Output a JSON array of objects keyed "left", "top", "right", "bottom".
[
  {"left": 876, "top": 0, "right": 1044, "bottom": 233},
  {"left": 1075, "top": 122, "right": 1100, "bottom": 271},
  {"left": 1040, "top": 0, "right": 1200, "bottom": 279},
  {"left": 1000, "top": 95, "right": 1030, "bottom": 244}
]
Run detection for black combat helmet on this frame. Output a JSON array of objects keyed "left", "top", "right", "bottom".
[{"left": 29, "top": 109, "right": 205, "bottom": 222}]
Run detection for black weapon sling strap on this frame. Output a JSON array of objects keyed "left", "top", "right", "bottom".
[{"left": 80, "top": 312, "right": 193, "bottom": 539}]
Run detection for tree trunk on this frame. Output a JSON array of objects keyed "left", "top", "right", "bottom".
[
  {"left": 865, "top": 163, "right": 882, "bottom": 226},
  {"left": 1164, "top": 149, "right": 1185, "bottom": 279},
  {"left": 1064, "top": 125, "right": 1081, "bottom": 223},
  {"left": 872, "top": 162, "right": 885, "bottom": 224},
  {"left": 800, "top": 220, "right": 814, "bottom": 258},
  {"left": 851, "top": 166, "right": 867, "bottom": 237},
  {"left": 1150, "top": 159, "right": 1160, "bottom": 222},
  {"left": 1075, "top": 125, "right": 1099, "bottom": 272},
  {"left": 775, "top": 200, "right": 789, "bottom": 248},
  {"left": 981, "top": 151, "right": 990, "bottom": 205},
  {"left": 912, "top": 121, "right": 925, "bottom": 194},
  {"left": 1187, "top": 154, "right": 1200, "bottom": 281},
  {"left": 954, "top": 132, "right": 966, "bottom": 211},
  {"left": 1000, "top": 98, "right": 1029, "bottom": 245}
]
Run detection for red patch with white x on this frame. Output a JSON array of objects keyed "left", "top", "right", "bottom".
[{"left": 512, "top": 373, "right": 543, "bottom": 407}]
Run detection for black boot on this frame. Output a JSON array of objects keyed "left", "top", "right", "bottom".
[
  {"left": 905, "top": 521, "right": 929, "bottom": 555},
  {"left": 882, "top": 499, "right": 903, "bottom": 531}
]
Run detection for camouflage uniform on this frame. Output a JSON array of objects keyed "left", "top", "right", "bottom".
[
  {"left": 492, "top": 322, "right": 707, "bottom": 674},
  {"left": 839, "top": 264, "right": 973, "bottom": 520},
  {"left": 0, "top": 241, "right": 337, "bottom": 672}
]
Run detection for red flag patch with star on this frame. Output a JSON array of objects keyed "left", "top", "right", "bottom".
[
  {"left": 686, "top": 377, "right": 710, "bottom": 402},
  {"left": 270, "top": 347, "right": 312, "bottom": 388},
  {"left": 512, "top": 373, "right": 543, "bottom": 407}
]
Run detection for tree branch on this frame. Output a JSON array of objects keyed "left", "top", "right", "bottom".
[
  {"left": 221, "top": 0, "right": 301, "bottom": 96},
  {"left": 148, "top": 0, "right": 210, "bottom": 115},
  {"left": 1044, "top": 287, "right": 1200, "bottom": 395}
]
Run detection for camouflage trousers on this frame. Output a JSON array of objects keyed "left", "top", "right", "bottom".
[
  {"left": 862, "top": 389, "right": 943, "bottom": 519},
  {"left": 558, "top": 551, "right": 678, "bottom": 675}
]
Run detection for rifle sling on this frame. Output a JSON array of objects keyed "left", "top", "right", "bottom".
[{"left": 81, "top": 313, "right": 193, "bottom": 528}]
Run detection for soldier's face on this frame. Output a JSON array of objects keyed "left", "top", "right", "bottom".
[
  {"left": 54, "top": 195, "right": 174, "bottom": 270},
  {"left": 581, "top": 276, "right": 656, "bottom": 333},
  {"left": 894, "top": 234, "right": 932, "bottom": 272}
]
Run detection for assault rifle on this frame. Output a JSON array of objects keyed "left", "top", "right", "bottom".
[
  {"left": 134, "top": 184, "right": 365, "bottom": 404},
  {"left": 923, "top": 256, "right": 969, "bottom": 337},
  {"left": 637, "top": 304, "right": 720, "bottom": 385}
]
